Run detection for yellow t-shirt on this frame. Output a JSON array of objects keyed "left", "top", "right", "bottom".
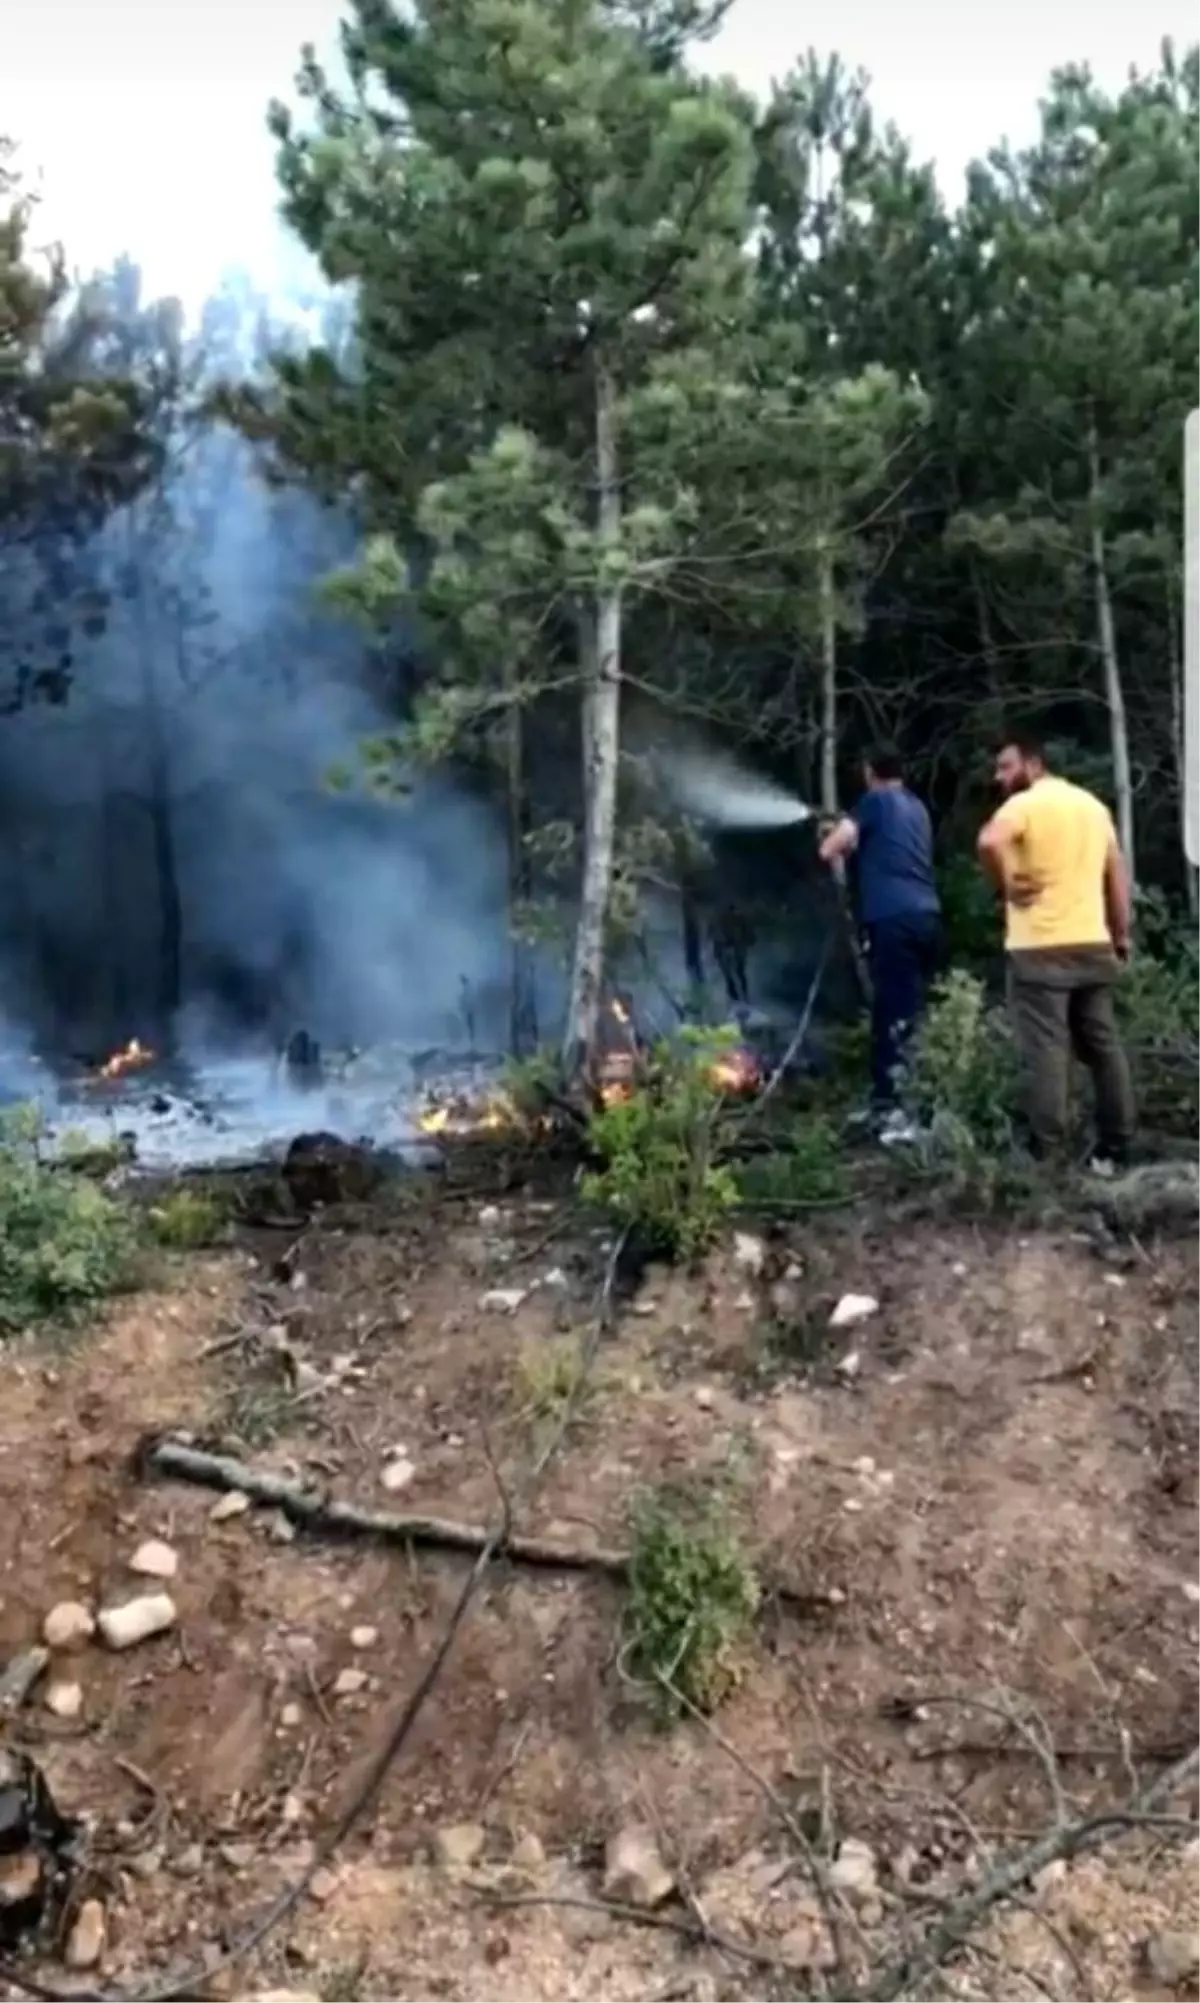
[{"left": 989, "top": 775, "right": 1115, "bottom": 951}]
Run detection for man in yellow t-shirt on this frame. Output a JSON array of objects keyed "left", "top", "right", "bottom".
[{"left": 976, "top": 734, "right": 1135, "bottom": 1171}]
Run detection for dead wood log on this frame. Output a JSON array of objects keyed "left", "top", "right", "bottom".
[
  {"left": 139, "top": 1437, "right": 628, "bottom": 1579},
  {"left": 1093, "top": 1158, "right": 1199, "bottom": 1231},
  {"left": 137, "top": 1438, "right": 831, "bottom": 1615}
]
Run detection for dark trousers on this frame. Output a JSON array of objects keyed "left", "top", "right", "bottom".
[
  {"left": 1006, "top": 948, "right": 1136, "bottom": 1160},
  {"left": 865, "top": 912, "right": 941, "bottom": 1107}
]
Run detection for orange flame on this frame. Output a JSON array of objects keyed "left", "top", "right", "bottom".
[
  {"left": 708, "top": 1048, "right": 760, "bottom": 1094},
  {"left": 416, "top": 1089, "right": 521, "bottom": 1138},
  {"left": 95, "top": 1038, "right": 155, "bottom": 1081}
]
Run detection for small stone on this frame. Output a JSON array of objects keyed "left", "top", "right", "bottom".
[
  {"left": 733, "top": 1291, "right": 755, "bottom": 1310},
  {"left": 733, "top": 1232, "right": 765, "bottom": 1276},
  {"left": 65, "top": 1898, "right": 106, "bottom": 1969},
  {"left": 129, "top": 1538, "right": 178, "bottom": 1580},
  {"left": 829, "top": 1837, "right": 877, "bottom": 1900},
  {"left": 307, "top": 1866, "right": 340, "bottom": 1904},
  {"left": 830, "top": 1293, "right": 878, "bottom": 1329},
  {"left": 129, "top": 1850, "right": 163, "bottom": 1880},
  {"left": 510, "top": 1831, "right": 545, "bottom": 1871},
  {"left": 478, "top": 1206, "right": 501, "bottom": 1226},
  {"left": 42, "top": 1602, "right": 95, "bottom": 1651},
  {"left": 853, "top": 1455, "right": 876, "bottom": 1476},
  {"left": 172, "top": 1844, "right": 204, "bottom": 1877},
  {"left": 349, "top": 1626, "right": 378, "bottom": 1650},
  {"left": 694, "top": 1387, "right": 715, "bottom": 1410},
  {"left": 381, "top": 1457, "right": 415, "bottom": 1493},
  {"left": 0, "top": 1645, "right": 50, "bottom": 1710},
  {"left": 480, "top": 1287, "right": 527, "bottom": 1313},
  {"left": 219, "top": 1842, "right": 256, "bottom": 1870},
  {"left": 835, "top": 1349, "right": 861, "bottom": 1378},
  {"left": 1181, "top": 1580, "right": 1200, "bottom": 1605},
  {"left": 44, "top": 1679, "right": 83, "bottom": 1720},
  {"left": 280, "top": 1703, "right": 302, "bottom": 1728},
  {"left": 239, "top": 1986, "right": 322, "bottom": 2003},
  {"left": 333, "top": 1667, "right": 368, "bottom": 1698},
  {"left": 210, "top": 1491, "right": 251, "bottom": 1522},
  {"left": 631, "top": 1298, "right": 658, "bottom": 1317},
  {"left": 603, "top": 1825, "right": 674, "bottom": 1909},
  {"left": 97, "top": 1593, "right": 177, "bottom": 1651},
  {"left": 267, "top": 1513, "right": 297, "bottom": 1545},
  {"left": 1143, "top": 1929, "right": 1200, "bottom": 1986},
  {"left": 1031, "top": 1858, "right": 1067, "bottom": 1900},
  {"left": 434, "top": 1822, "right": 486, "bottom": 1870}
]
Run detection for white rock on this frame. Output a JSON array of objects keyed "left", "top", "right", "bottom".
[
  {"left": 1144, "top": 1928, "right": 1200, "bottom": 1986},
  {"left": 603, "top": 1825, "right": 674, "bottom": 1909},
  {"left": 480, "top": 1287, "right": 527, "bottom": 1313},
  {"left": 381, "top": 1456, "right": 415, "bottom": 1493},
  {"left": 733, "top": 1232, "right": 765, "bottom": 1276},
  {"left": 64, "top": 1899, "right": 106, "bottom": 1969},
  {"left": 44, "top": 1679, "right": 83, "bottom": 1719},
  {"left": 830, "top": 1293, "right": 878, "bottom": 1329},
  {"left": 97, "top": 1593, "right": 177, "bottom": 1651},
  {"left": 333, "top": 1667, "right": 368, "bottom": 1698},
  {"left": 129, "top": 1538, "right": 178, "bottom": 1580},
  {"left": 478, "top": 1206, "right": 502, "bottom": 1226},
  {"left": 434, "top": 1822, "right": 486, "bottom": 1869},
  {"left": 829, "top": 1837, "right": 877, "bottom": 1900},
  {"left": 279, "top": 1702, "right": 302, "bottom": 1728},
  {"left": 42, "top": 1602, "right": 95, "bottom": 1651},
  {"left": 733, "top": 1291, "right": 756, "bottom": 1310},
  {"left": 210, "top": 1491, "right": 251, "bottom": 1521},
  {"left": 349, "top": 1625, "right": 378, "bottom": 1650},
  {"left": 835, "top": 1349, "right": 861, "bottom": 1378},
  {"left": 694, "top": 1387, "right": 715, "bottom": 1410},
  {"left": 252, "top": 1993, "right": 323, "bottom": 2002},
  {"left": 539, "top": 1267, "right": 569, "bottom": 1290},
  {"left": 510, "top": 1831, "right": 545, "bottom": 1870}
]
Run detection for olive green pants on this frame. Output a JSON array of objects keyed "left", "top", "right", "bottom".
[{"left": 1006, "top": 947, "right": 1136, "bottom": 1159}]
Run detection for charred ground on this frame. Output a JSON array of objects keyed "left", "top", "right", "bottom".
[{"left": 0, "top": 1131, "right": 1196, "bottom": 2003}]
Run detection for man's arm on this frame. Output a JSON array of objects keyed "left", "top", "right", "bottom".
[
  {"left": 1103, "top": 833, "right": 1133, "bottom": 957},
  {"left": 818, "top": 815, "right": 859, "bottom": 866},
  {"left": 976, "top": 797, "right": 1026, "bottom": 893}
]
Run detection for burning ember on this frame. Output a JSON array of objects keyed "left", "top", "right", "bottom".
[
  {"left": 93, "top": 1038, "right": 155, "bottom": 1081},
  {"left": 707, "top": 1046, "right": 760, "bottom": 1095},
  {"left": 416, "top": 1089, "right": 522, "bottom": 1137}
]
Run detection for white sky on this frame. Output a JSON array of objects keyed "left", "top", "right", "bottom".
[{"left": 4, "top": 0, "right": 1193, "bottom": 315}]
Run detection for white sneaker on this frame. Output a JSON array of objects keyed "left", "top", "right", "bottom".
[{"left": 879, "top": 1110, "right": 920, "bottom": 1146}]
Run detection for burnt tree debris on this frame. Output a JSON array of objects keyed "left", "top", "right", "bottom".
[
  {"left": 281, "top": 1132, "right": 382, "bottom": 1210},
  {"left": 0, "top": 1748, "right": 80, "bottom": 1953}
]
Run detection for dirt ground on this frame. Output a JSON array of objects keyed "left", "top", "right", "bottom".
[{"left": 0, "top": 1155, "right": 1196, "bottom": 2001}]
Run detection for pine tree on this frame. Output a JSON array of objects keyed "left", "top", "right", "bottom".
[{"left": 256, "top": 0, "right": 757, "bottom": 1073}]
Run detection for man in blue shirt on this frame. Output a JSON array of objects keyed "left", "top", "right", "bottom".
[{"left": 818, "top": 744, "right": 942, "bottom": 1136}]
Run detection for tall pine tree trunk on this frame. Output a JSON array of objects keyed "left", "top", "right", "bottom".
[
  {"left": 817, "top": 538, "right": 838, "bottom": 816},
  {"left": 1166, "top": 579, "right": 1198, "bottom": 915},
  {"left": 562, "top": 355, "right": 622, "bottom": 1078},
  {"left": 1087, "top": 427, "right": 1136, "bottom": 884},
  {"left": 504, "top": 681, "right": 537, "bottom": 1055}
]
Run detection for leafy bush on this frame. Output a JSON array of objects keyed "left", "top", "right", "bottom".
[
  {"left": 1118, "top": 895, "right": 1199, "bottom": 1138},
  {"left": 623, "top": 1483, "right": 760, "bottom": 1722},
  {"left": 736, "top": 1114, "right": 850, "bottom": 1207},
  {"left": 582, "top": 1027, "right": 740, "bottom": 1260},
  {"left": 146, "top": 1186, "right": 229, "bottom": 1249},
  {"left": 901, "top": 968, "right": 1018, "bottom": 1154},
  {"left": 0, "top": 1108, "right": 138, "bottom": 1333}
]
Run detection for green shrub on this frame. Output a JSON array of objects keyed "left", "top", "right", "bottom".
[
  {"left": 146, "top": 1186, "right": 229, "bottom": 1250},
  {"left": 0, "top": 1108, "right": 138, "bottom": 1333},
  {"left": 623, "top": 1483, "right": 760, "bottom": 1722},
  {"left": 1118, "top": 896, "right": 1199, "bottom": 1139},
  {"left": 901, "top": 968, "right": 1018, "bottom": 1154},
  {"left": 582, "top": 1027, "right": 739, "bottom": 1260},
  {"left": 736, "top": 1114, "right": 850, "bottom": 1207}
]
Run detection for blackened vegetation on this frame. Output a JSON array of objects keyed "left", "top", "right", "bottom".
[{"left": 0, "top": 1749, "right": 80, "bottom": 1954}]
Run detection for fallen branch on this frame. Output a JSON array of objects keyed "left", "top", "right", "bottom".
[
  {"left": 138, "top": 1437, "right": 629, "bottom": 1579},
  {"left": 135, "top": 1439, "right": 832, "bottom": 1618},
  {"left": 1092, "top": 1158, "right": 1198, "bottom": 1231},
  {"left": 475, "top": 1887, "right": 819, "bottom": 1980}
]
